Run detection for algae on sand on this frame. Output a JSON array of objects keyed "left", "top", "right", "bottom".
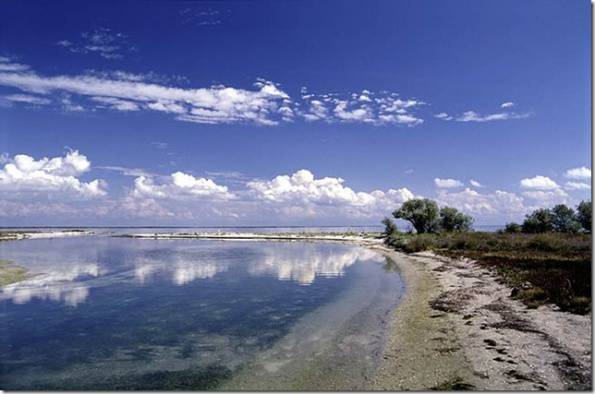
[{"left": 0, "top": 259, "right": 28, "bottom": 286}]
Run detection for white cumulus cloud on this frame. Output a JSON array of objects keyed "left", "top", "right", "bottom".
[
  {"left": 0, "top": 150, "right": 106, "bottom": 198},
  {"left": 247, "top": 169, "right": 415, "bottom": 218},
  {"left": 520, "top": 175, "right": 560, "bottom": 190},
  {"left": 133, "top": 172, "right": 234, "bottom": 200},
  {"left": 564, "top": 166, "right": 591, "bottom": 180}
]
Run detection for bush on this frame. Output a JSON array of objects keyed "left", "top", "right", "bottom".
[
  {"left": 381, "top": 217, "right": 398, "bottom": 236},
  {"left": 439, "top": 206, "right": 473, "bottom": 232},
  {"left": 504, "top": 222, "right": 522, "bottom": 233},
  {"left": 402, "top": 234, "right": 436, "bottom": 253}
]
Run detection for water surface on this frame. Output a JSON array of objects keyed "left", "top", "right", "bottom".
[{"left": 0, "top": 236, "right": 403, "bottom": 390}]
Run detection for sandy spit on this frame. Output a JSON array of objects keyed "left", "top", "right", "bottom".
[{"left": 0, "top": 230, "right": 94, "bottom": 240}]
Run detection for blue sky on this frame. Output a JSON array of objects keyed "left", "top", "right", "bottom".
[{"left": 0, "top": 0, "right": 591, "bottom": 226}]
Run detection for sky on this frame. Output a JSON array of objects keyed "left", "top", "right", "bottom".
[{"left": 0, "top": 0, "right": 591, "bottom": 227}]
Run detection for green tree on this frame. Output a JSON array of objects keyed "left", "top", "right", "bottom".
[
  {"left": 577, "top": 200, "right": 592, "bottom": 232},
  {"left": 381, "top": 217, "right": 398, "bottom": 236},
  {"left": 393, "top": 198, "right": 439, "bottom": 234},
  {"left": 438, "top": 206, "right": 473, "bottom": 232},
  {"left": 551, "top": 204, "right": 581, "bottom": 233},
  {"left": 522, "top": 208, "right": 554, "bottom": 233},
  {"left": 503, "top": 222, "right": 522, "bottom": 233}
]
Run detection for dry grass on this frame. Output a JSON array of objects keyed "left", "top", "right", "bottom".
[{"left": 384, "top": 232, "right": 592, "bottom": 314}]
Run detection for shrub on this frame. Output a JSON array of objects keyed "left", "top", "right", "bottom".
[
  {"left": 504, "top": 222, "right": 522, "bottom": 233},
  {"left": 402, "top": 234, "right": 436, "bottom": 253},
  {"left": 381, "top": 217, "right": 398, "bottom": 236},
  {"left": 439, "top": 206, "right": 473, "bottom": 232}
]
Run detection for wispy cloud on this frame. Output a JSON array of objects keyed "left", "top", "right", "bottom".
[
  {"left": 564, "top": 181, "right": 591, "bottom": 191},
  {"left": 0, "top": 61, "right": 291, "bottom": 125},
  {"left": 150, "top": 141, "right": 169, "bottom": 149},
  {"left": 434, "top": 178, "right": 464, "bottom": 188},
  {"left": 434, "top": 112, "right": 453, "bottom": 120},
  {"left": 56, "top": 28, "right": 136, "bottom": 59},
  {"left": 1, "top": 93, "right": 50, "bottom": 105},
  {"left": 454, "top": 110, "right": 529, "bottom": 122},
  {"left": 435, "top": 102, "right": 529, "bottom": 123},
  {"left": 179, "top": 7, "right": 224, "bottom": 26},
  {"left": 96, "top": 166, "right": 155, "bottom": 177}
]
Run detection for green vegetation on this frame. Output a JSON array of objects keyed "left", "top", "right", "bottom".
[
  {"left": 393, "top": 198, "right": 440, "bottom": 234},
  {"left": 381, "top": 217, "right": 398, "bottom": 235},
  {"left": 577, "top": 200, "right": 592, "bottom": 232},
  {"left": 507, "top": 201, "right": 591, "bottom": 234},
  {"left": 0, "top": 259, "right": 28, "bottom": 286},
  {"left": 391, "top": 198, "right": 472, "bottom": 234},
  {"left": 439, "top": 206, "right": 473, "bottom": 232},
  {"left": 383, "top": 199, "right": 592, "bottom": 314}
]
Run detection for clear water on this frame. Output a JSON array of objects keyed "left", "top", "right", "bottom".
[{"left": 0, "top": 236, "right": 404, "bottom": 390}]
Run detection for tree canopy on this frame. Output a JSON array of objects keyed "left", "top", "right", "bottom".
[
  {"left": 577, "top": 200, "right": 592, "bottom": 232},
  {"left": 439, "top": 206, "right": 473, "bottom": 232},
  {"left": 392, "top": 198, "right": 439, "bottom": 234},
  {"left": 521, "top": 208, "right": 554, "bottom": 233},
  {"left": 551, "top": 204, "right": 581, "bottom": 233}
]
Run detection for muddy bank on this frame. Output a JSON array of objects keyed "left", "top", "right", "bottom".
[{"left": 374, "top": 248, "right": 591, "bottom": 390}]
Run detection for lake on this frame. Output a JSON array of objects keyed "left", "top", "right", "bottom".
[{"left": 0, "top": 236, "right": 404, "bottom": 390}]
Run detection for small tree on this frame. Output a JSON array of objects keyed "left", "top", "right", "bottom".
[
  {"left": 577, "top": 200, "right": 592, "bottom": 232},
  {"left": 522, "top": 208, "right": 554, "bottom": 233},
  {"left": 551, "top": 204, "right": 581, "bottom": 233},
  {"left": 438, "top": 206, "right": 473, "bottom": 232},
  {"left": 393, "top": 198, "right": 439, "bottom": 234},
  {"left": 504, "top": 222, "right": 522, "bottom": 233},
  {"left": 381, "top": 217, "right": 398, "bottom": 236}
]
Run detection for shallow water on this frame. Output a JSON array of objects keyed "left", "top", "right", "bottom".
[{"left": 0, "top": 236, "right": 404, "bottom": 390}]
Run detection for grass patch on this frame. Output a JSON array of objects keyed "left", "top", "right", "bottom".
[
  {"left": 385, "top": 232, "right": 592, "bottom": 314},
  {"left": 0, "top": 259, "right": 28, "bottom": 286}
]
